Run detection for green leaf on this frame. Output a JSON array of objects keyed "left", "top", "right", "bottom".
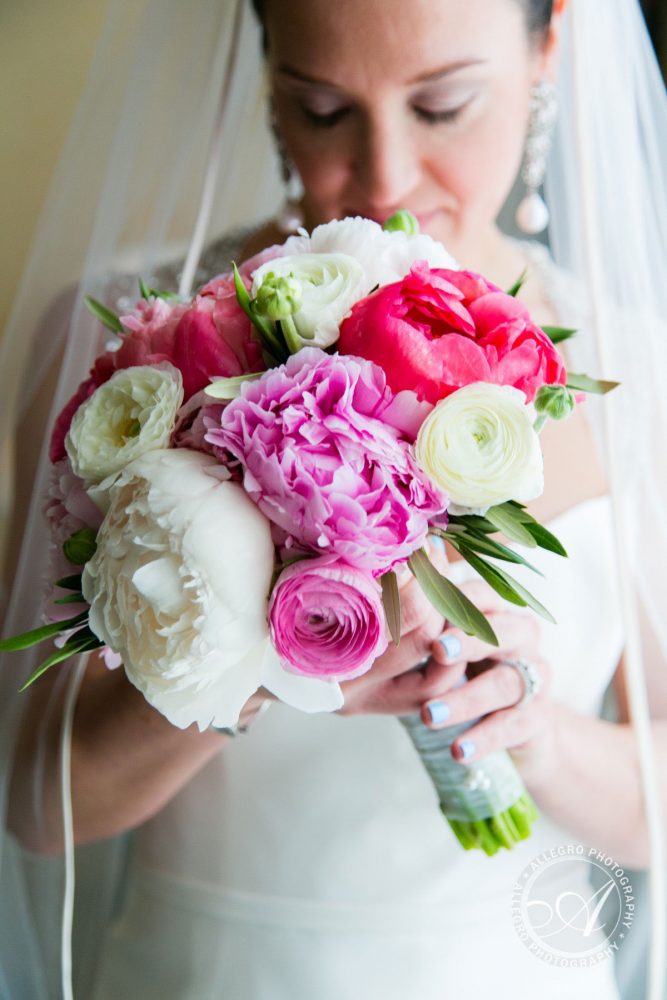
[
  {"left": 205, "top": 372, "right": 263, "bottom": 400},
  {"left": 84, "top": 295, "right": 124, "bottom": 334},
  {"left": 55, "top": 574, "right": 83, "bottom": 591},
  {"left": 484, "top": 504, "right": 537, "bottom": 547},
  {"left": 408, "top": 548, "right": 498, "bottom": 646},
  {"left": 541, "top": 325, "right": 578, "bottom": 345},
  {"left": 523, "top": 522, "right": 568, "bottom": 557},
  {"left": 18, "top": 630, "right": 103, "bottom": 692},
  {"left": 455, "top": 547, "right": 556, "bottom": 624},
  {"left": 0, "top": 611, "right": 88, "bottom": 652},
  {"left": 448, "top": 514, "right": 497, "bottom": 534},
  {"left": 446, "top": 530, "right": 542, "bottom": 574},
  {"left": 138, "top": 278, "right": 181, "bottom": 302},
  {"left": 566, "top": 372, "right": 620, "bottom": 395},
  {"left": 450, "top": 542, "right": 525, "bottom": 607},
  {"left": 506, "top": 269, "right": 528, "bottom": 297},
  {"left": 53, "top": 593, "right": 86, "bottom": 606},
  {"left": 490, "top": 502, "right": 568, "bottom": 557},
  {"left": 502, "top": 501, "right": 536, "bottom": 523},
  {"left": 380, "top": 571, "right": 401, "bottom": 646}
]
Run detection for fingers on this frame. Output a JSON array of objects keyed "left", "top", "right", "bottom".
[
  {"left": 444, "top": 696, "right": 552, "bottom": 764},
  {"left": 342, "top": 655, "right": 468, "bottom": 717},
  {"left": 420, "top": 657, "right": 553, "bottom": 761},
  {"left": 430, "top": 611, "right": 541, "bottom": 667}
]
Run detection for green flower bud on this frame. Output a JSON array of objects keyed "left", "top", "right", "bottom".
[
  {"left": 534, "top": 384, "right": 576, "bottom": 421},
  {"left": 382, "top": 210, "right": 420, "bottom": 236},
  {"left": 63, "top": 528, "right": 97, "bottom": 566},
  {"left": 252, "top": 272, "right": 303, "bottom": 321}
]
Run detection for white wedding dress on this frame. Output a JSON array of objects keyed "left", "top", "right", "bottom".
[{"left": 89, "top": 241, "right": 626, "bottom": 1000}]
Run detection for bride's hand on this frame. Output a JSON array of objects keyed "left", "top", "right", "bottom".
[
  {"left": 418, "top": 578, "right": 557, "bottom": 784},
  {"left": 335, "top": 543, "right": 452, "bottom": 717}
]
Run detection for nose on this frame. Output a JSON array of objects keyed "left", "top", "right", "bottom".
[{"left": 353, "top": 114, "right": 421, "bottom": 214}]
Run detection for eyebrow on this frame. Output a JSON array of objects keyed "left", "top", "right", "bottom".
[{"left": 276, "top": 59, "right": 486, "bottom": 88}]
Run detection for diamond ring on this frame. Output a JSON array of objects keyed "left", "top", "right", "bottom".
[{"left": 498, "top": 658, "right": 542, "bottom": 708}]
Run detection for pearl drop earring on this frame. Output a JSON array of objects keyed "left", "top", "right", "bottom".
[{"left": 515, "top": 80, "right": 558, "bottom": 235}]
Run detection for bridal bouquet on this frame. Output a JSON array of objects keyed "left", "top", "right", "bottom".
[{"left": 1, "top": 212, "right": 615, "bottom": 856}]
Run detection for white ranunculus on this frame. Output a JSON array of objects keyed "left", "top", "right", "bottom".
[
  {"left": 415, "top": 382, "right": 544, "bottom": 514},
  {"left": 282, "top": 216, "right": 458, "bottom": 290},
  {"left": 251, "top": 252, "right": 365, "bottom": 349},
  {"left": 82, "top": 449, "right": 342, "bottom": 730},
  {"left": 66, "top": 363, "right": 183, "bottom": 483}
]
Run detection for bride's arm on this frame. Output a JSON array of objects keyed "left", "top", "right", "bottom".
[
  {"left": 7, "top": 654, "right": 265, "bottom": 855},
  {"left": 7, "top": 581, "right": 447, "bottom": 854},
  {"left": 510, "top": 602, "right": 667, "bottom": 870}
]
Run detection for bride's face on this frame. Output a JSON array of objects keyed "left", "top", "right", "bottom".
[{"left": 266, "top": 0, "right": 558, "bottom": 252}]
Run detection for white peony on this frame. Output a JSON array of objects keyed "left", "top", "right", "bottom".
[
  {"left": 251, "top": 252, "right": 365, "bottom": 349},
  {"left": 82, "top": 449, "right": 342, "bottom": 730},
  {"left": 415, "top": 382, "right": 544, "bottom": 514},
  {"left": 66, "top": 363, "right": 183, "bottom": 483},
  {"left": 282, "top": 216, "right": 458, "bottom": 290}
]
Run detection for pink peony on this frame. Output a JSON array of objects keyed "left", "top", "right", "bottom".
[
  {"left": 207, "top": 348, "right": 446, "bottom": 574},
  {"left": 268, "top": 556, "right": 388, "bottom": 680},
  {"left": 338, "top": 262, "right": 567, "bottom": 405}
]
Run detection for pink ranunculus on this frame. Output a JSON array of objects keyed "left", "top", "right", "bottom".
[
  {"left": 207, "top": 348, "right": 446, "bottom": 575},
  {"left": 338, "top": 262, "right": 567, "bottom": 405},
  {"left": 269, "top": 556, "right": 388, "bottom": 680}
]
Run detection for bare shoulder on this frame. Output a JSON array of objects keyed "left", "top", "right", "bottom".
[{"left": 238, "top": 221, "right": 286, "bottom": 264}]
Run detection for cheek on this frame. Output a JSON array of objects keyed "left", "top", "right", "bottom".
[
  {"left": 276, "top": 105, "right": 351, "bottom": 207},
  {"left": 428, "top": 91, "right": 531, "bottom": 225}
]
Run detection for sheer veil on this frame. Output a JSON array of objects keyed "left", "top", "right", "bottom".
[{"left": 0, "top": 0, "right": 665, "bottom": 997}]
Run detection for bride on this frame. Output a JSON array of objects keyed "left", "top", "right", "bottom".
[{"left": 1, "top": 0, "right": 666, "bottom": 998}]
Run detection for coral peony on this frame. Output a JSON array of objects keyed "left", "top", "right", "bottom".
[{"left": 338, "top": 263, "right": 567, "bottom": 405}]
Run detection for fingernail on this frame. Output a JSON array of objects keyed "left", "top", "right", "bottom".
[
  {"left": 427, "top": 701, "right": 450, "bottom": 725},
  {"left": 454, "top": 740, "right": 475, "bottom": 761},
  {"left": 438, "top": 634, "right": 462, "bottom": 660},
  {"left": 429, "top": 534, "right": 446, "bottom": 553}
]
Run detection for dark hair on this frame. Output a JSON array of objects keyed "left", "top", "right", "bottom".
[{"left": 250, "top": 1, "right": 554, "bottom": 47}]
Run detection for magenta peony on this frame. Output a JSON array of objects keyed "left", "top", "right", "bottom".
[
  {"left": 268, "top": 556, "right": 388, "bottom": 680},
  {"left": 207, "top": 348, "right": 446, "bottom": 574},
  {"left": 338, "top": 262, "right": 567, "bottom": 405}
]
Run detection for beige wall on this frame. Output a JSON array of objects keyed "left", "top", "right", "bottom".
[
  {"left": 0, "top": 0, "right": 108, "bottom": 338},
  {"left": 0, "top": 1, "right": 108, "bottom": 586}
]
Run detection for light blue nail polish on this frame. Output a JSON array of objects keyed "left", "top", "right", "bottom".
[
  {"left": 430, "top": 534, "right": 446, "bottom": 553},
  {"left": 427, "top": 701, "right": 450, "bottom": 725},
  {"left": 439, "top": 634, "right": 462, "bottom": 660},
  {"left": 458, "top": 740, "right": 475, "bottom": 760}
]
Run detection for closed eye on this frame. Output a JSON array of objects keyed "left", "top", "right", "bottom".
[
  {"left": 301, "top": 106, "right": 351, "bottom": 128},
  {"left": 412, "top": 101, "right": 471, "bottom": 125}
]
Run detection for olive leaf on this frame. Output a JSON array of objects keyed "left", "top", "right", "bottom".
[{"left": 408, "top": 548, "right": 498, "bottom": 646}]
